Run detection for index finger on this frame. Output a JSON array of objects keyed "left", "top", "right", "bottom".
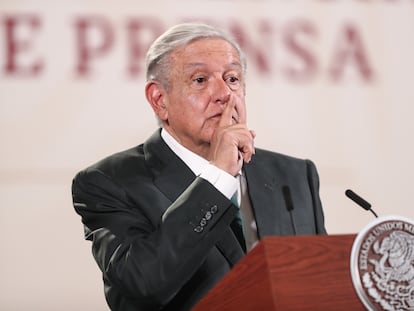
[{"left": 219, "top": 100, "right": 236, "bottom": 127}]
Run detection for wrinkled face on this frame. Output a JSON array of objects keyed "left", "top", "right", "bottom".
[{"left": 155, "top": 38, "right": 246, "bottom": 157}]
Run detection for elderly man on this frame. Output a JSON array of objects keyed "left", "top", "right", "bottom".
[{"left": 72, "top": 22, "right": 326, "bottom": 311}]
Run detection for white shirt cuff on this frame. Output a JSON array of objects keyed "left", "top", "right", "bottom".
[{"left": 199, "top": 163, "right": 238, "bottom": 199}]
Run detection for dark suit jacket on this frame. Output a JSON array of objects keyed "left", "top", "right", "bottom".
[{"left": 72, "top": 129, "right": 326, "bottom": 311}]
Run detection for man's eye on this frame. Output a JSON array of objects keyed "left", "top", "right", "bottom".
[
  {"left": 226, "top": 76, "right": 239, "bottom": 83},
  {"left": 194, "top": 77, "right": 206, "bottom": 83}
]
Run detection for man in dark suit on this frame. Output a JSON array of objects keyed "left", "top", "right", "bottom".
[{"left": 72, "top": 23, "right": 326, "bottom": 311}]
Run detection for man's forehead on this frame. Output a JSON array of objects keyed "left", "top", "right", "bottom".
[
  {"left": 174, "top": 39, "right": 239, "bottom": 57},
  {"left": 168, "top": 38, "right": 243, "bottom": 74}
]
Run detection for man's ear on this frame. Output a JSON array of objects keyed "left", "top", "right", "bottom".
[{"left": 145, "top": 81, "right": 168, "bottom": 121}]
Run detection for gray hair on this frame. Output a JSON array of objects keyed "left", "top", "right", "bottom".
[{"left": 145, "top": 23, "right": 247, "bottom": 90}]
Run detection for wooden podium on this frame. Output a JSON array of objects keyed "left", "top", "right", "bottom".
[{"left": 193, "top": 234, "right": 366, "bottom": 311}]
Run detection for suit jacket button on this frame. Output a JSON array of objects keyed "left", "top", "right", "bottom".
[
  {"left": 194, "top": 226, "right": 203, "bottom": 233},
  {"left": 200, "top": 218, "right": 207, "bottom": 226},
  {"left": 210, "top": 205, "right": 218, "bottom": 214},
  {"left": 205, "top": 211, "right": 212, "bottom": 220}
]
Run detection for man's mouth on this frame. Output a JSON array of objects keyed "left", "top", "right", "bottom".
[{"left": 210, "top": 114, "right": 238, "bottom": 123}]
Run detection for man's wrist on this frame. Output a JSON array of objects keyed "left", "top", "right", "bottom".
[{"left": 199, "top": 163, "right": 238, "bottom": 199}]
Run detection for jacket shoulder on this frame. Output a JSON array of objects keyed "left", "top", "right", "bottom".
[
  {"left": 254, "top": 148, "right": 311, "bottom": 166},
  {"left": 251, "top": 148, "right": 319, "bottom": 181},
  {"left": 76, "top": 144, "right": 147, "bottom": 180}
]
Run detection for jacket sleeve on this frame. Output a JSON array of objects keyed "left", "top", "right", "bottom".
[{"left": 72, "top": 168, "right": 238, "bottom": 310}]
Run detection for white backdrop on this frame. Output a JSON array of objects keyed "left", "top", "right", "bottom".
[{"left": 1, "top": 0, "right": 414, "bottom": 310}]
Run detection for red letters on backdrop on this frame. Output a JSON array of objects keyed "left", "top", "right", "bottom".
[
  {"left": 283, "top": 19, "right": 318, "bottom": 82},
  {"left": 1, "top": 14, "right": 374, "bottom": 82},
  {"left": 2, "top": 14, "right": 44, "bottom": 77},
  {"left": 126, "top": 18, "right": 164, "bottom": 76},
  {"left": 330, "top": 23, "right": 374, "bottom": 82},
  {"left": 74, "top": 16, "right": 114, "bottom": 77}
]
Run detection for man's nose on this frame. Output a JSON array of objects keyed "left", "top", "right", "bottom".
[{"left": 212, "top": 78, "right": 231, "bottom": 104}]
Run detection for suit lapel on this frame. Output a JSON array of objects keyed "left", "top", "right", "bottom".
[
  {"left": 144, "top": 129, "right": 196, "bottom": 206},
  {"left": 244, "top": 157, "right": 285, "bottom": 237}
]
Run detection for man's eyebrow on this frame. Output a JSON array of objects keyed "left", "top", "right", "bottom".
[
  {"left": 183, "top": 62, "right": 242, "bottom": 69},
  {"left": 228, "top": 61, "right": 242, "bottom": 69}
]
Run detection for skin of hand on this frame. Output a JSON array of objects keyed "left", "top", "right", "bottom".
[{"left": 208, "top": 99, "right": 255, "bottom": 176}]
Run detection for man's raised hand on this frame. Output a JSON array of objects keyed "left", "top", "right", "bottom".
[{"left": 209, "top": 100, "right": 255, "bottom": 176}]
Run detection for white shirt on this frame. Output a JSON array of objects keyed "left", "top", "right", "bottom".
[{"left": 161, "top": 129, "right": 238, "bottom": 200}]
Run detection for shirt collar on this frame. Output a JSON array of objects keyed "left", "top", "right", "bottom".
[{"left": 161, "top": 128, "right": 209, "bottom": 176}]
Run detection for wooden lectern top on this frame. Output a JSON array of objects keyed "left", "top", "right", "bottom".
[{"left": 193, "top": 234, "right": 366, "bottom": 311}]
